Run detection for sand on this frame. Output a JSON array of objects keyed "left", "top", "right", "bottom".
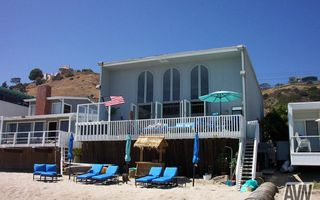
[{"left": 0, "top": 172, "right": 250, "bottom": 200}]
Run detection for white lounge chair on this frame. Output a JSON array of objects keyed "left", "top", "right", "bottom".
[{"left": 295, "top": 132, "right": 311, "bottom": 152}]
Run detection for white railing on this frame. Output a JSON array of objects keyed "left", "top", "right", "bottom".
[
  {"left": 0, "top": 130, "right": 70, "bottom": 148},
  {"left": 235, "top": 138, "right": 245, "bottom": 189},
  {"left": 76, "top": 115, "right": 243, "bottom": 141},
  {"left": 250, "top": 120, "right": 260, "bottom": 180},
  {"left": 291, "top": 135, "right": 320, "bottom": 153},
  {"left": 0, "top": 116, "right": 3, "bottom": 144}
]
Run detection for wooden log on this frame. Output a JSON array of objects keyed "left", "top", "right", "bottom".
[{"left": 245, "top": 182, "right": 278, "bottom": 200}]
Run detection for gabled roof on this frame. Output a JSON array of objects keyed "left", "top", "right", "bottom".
[{"left": 99, "top": 45, "right": 244, "bottom": 68}]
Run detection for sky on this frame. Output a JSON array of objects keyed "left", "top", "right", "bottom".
[{"left": 0, "top": 0, "right": 320, "bottom": 85}]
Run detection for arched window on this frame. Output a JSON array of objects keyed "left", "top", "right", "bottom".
[
  {"left": 191, "top": 65, "right": 208, "bottom": 99},
  {"left": 137, "top": 71, "right": 153, "bottom": 103},
  {"left": 163, "top": 68, "right": 180, "bottom": 101}
]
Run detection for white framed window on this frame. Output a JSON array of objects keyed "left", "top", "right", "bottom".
[
  {"left": 63, "top": 103, "right": 72, "bottom": 113},
  {"left": 137, "top": 71, "right": 153, "bottom": 103},
  {"left": 163, "top": 68, "right": 180, "bottom": 102},
  {"left": 52, "top": 102, "right": 62, "bottom": 114},
  {"left": 191, "top": 65, "right": 209, "bottom": 99}
]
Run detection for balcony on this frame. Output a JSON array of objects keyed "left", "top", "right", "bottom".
[
  {"left": 0, "top": 131, "right": 70, "bottom": 148},
  {"left": 75, "top": 114, "right": 244, "bottom": 141},
  {"left": 290, "top": 135, "right": 320, "bottom": 166}
]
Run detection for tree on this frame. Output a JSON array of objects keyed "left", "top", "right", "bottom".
[
  {"left": 10, "top": 77, "right": 21, "bottom": 85},
  {"left": 29, "top": 68, "right": 44, "bottom": 85},
  {"left": 261, "top": 104, "right": 289, "bottom": 141},
  {"left": 1, "top": 81, "right": 8, "bottom": 88}
]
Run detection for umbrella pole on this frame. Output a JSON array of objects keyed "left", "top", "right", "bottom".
[
  {"left": 192, "top": 164, "right": 195, "bottom": 187},
  {"left": 68, "top": 159, "right": 71, "bottom": 180}
]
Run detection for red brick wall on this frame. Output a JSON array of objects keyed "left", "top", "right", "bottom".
[{"left": 35, "top": 85, "right": 51, "bottom": 115}]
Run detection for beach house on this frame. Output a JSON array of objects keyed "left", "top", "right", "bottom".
[
  {"left": 288, "top": 101, "right": 320, "bottom": 166},
  {"left": 0, "top": 85, "right": 92, "bottom": 173},
  {"left": 75, "top": 45, "right": 263, "bottom": 185},
  {"left": 0, "top": 87, "right": 31, "bottom": 117}
]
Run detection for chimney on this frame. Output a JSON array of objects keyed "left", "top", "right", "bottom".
[{"left": 35, "top": 85, "right": 51, "bottom": 115}]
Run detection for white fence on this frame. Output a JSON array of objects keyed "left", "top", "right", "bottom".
[
  {"left": 0, "top": 130, "right": 70, "bottom": 148},
  {"left": 76, "top": 115, "right": 244, "bottom": 141}
]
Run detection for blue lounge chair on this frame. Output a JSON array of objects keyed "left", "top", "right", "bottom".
[
  {"left": 40, "top": 164, "right": 57, "bottom": 181},
  {"left": 91, "top": 165, "right": 119, "bottom": 184},
  {"left": 135, "top": 167, "right": 162, "bottom": 186},
  {"left": 151, "top": 167, "right": 178, "bottom": 186},
  {"left": 76, "top": 164, "right": 104, "bottom": 183},
  {"left": 33, "top": 164, "right": 46, "bottom": 180}
]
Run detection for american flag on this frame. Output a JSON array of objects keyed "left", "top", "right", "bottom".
[{"left": 104, "top": 96, "right": 125, "bottom": 107}]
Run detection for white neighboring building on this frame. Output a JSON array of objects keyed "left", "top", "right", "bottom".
[
  {"left": 0, "top": 100, "right": 28, "bottom": 117},
  {"left": 288, "top": 101, "right": 320, "bottom": 166}
]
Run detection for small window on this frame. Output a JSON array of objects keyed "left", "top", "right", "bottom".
[
  {"left": 18, "top": 123, "right": 32, "bottom": 132},
  {"left": 163, "top": 68, "right": 180, "bottom": 101},
  {"left": 59, "top": 121, "right": 69, "bottom": 132},
  {"left": 137, "top": 71, "right": 153, "bottom": 103},
  {"left": 52, "top": 102, "right": 62, "bottom": 114},
  {"left": 34, "top": 122, "right": 45, "bottom": 131},
  {"left": 191, "top": 65, "right": 209, "bottom": 99},
  {"left": 64, "top": 104, "right": 72, "bottom": 113},
  {"left": 7, "top": 123, "right": 17, "bottom": 132}
]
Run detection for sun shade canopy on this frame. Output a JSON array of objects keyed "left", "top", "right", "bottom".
[{"left": 134, "top": 136, "right": 168, "bottom": 149}]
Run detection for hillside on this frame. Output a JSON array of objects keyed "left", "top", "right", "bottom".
[
  {"left": 26, "top": 72, "right": 100, "bottom": 102},
  {"left": 262, "top": 83, "right": 320, "bottom": 114}
]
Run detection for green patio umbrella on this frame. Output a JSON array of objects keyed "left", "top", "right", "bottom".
[
  {"left": 125, "top": 134, "right": 132, "bottom": 173},
  {"left": 199, "top": 91, "right": 241, "bottom": 115}
]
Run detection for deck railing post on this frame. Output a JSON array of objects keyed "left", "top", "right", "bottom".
[
  {"left": 27, "top": 132, "right": 31, "bottom": 145},
  {"left": 13, "top": 132, "right": 17, "bottom": 146},
  {"left": 0, "top": 116, "right": 3, "bottom": 145},
  {"left": 42, "top": 131, "right": 46, "bottom": 146}
]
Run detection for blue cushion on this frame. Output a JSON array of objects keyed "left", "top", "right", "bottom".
[
  {"left": 136, "top": 175, "right": 157, "bottom": 183},
  {"left": 46, "top": 164, "right": 57, "bottom": 173},
  {"left": 77, "top": 173, "right": 96, "bottom": 179},
  {"left": 91, "top": 174, "right": 113, "bottom": 181},
  {"left": 34, "top": 164, "right": 46, "bottom": 173},
  {"left": 152, "top": 176, "right": 173, "bottom": 183},
  {"left": 105, "top": 166, "right": 118, "bottom": 176},
  {"left": 163, "top": 167, "right": 177, "bottom": 178},
  {"left": 41, "top": 172, "right": 57, "bottom": 177},
  {"left": 33, "top": 171, "right": 44, "bottom": 175},
  {"left": 90, "top": 164, "right": 104, "bottom": 175},
  {"left": 91, "top": 165, "right": 118, "bottom": 181},
  {"left": 148, "top": 167, "right": 162, "bottom": 177},
  {"left": 151, "top": 167, "right": 177, "bottom": 183}
]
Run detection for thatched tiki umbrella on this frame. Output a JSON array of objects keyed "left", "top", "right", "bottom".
[{"left": 133, "top": 136, "right": 168, "bottom": 162}]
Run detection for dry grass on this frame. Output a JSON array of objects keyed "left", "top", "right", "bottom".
[{"left": 26, "top": 72, "right": 100, "bottom": 102}]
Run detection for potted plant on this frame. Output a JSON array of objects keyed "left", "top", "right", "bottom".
[{"left": 73, "top": 148, "right": 82, "bottom": 163}]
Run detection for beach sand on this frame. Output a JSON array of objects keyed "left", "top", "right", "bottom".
[{"left": 0, "top": 172, "right": 250, "bottom": 200}]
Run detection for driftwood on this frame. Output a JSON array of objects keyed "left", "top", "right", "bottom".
[{"left": 245, "top": 182, "right": 278, "bottom": 200}]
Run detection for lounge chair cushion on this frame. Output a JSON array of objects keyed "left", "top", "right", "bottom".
[
  {"left": 152, "top": 176, "right": 173, "bottom": 183},
  {"left": 136, "top": 175, "right": 158, "bottom": 183},
  {"left": 151, "top": 167, "right": 177, "bottom": 184},
  {"left": 41, "top": 172, "right": 57, "bottom": 177},
  {"left": 148, "top": 167, "right": 162, "bottom": 177},
  {"left": 91, "top": 165, "right": 119, "bottom": 181},
  {"left": 46, "top": 164, "right": 57, "bottom": 173},
  {"left": 77, "top": 173, "right": 97, "bottom": 179},
  {"left": 34, "top": 164, "right": 46, "bottom": 174},
  {"left": 90, "top": 164, "right": 104, "bottom": 174},
  {"left": 76, "top": 164, "right": 104, "bottom": 180}
]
